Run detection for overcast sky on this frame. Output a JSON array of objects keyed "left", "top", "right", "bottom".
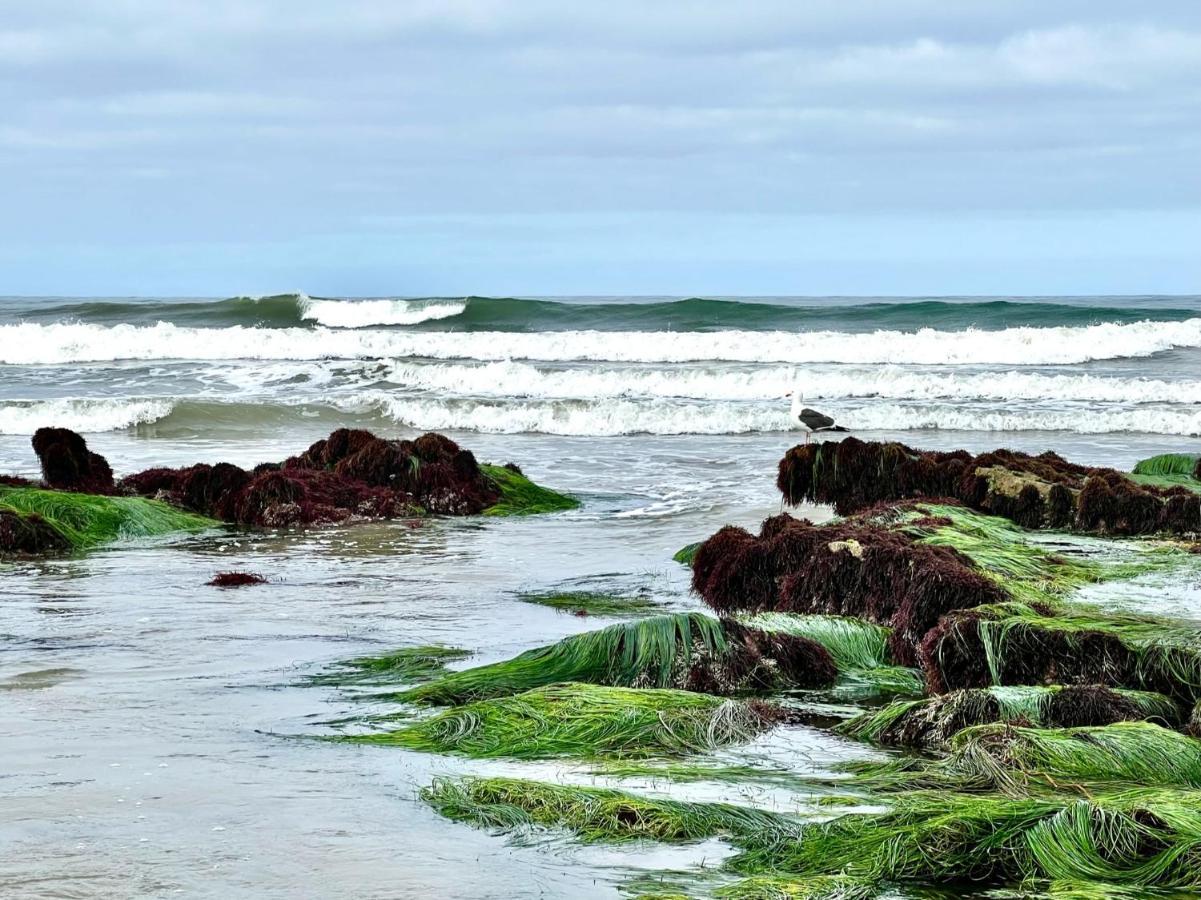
[{"left": 2, "top": 1, "right": 1199, "bottom": 297}]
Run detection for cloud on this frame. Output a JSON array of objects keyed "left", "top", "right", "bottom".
[{"left": 0, "top": 1, "right": 1197, "bottom": 293}]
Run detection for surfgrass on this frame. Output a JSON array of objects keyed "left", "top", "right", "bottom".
[
  {"left": 730, "top": 788, "right": 1201, "bottom": 889},
  {"left": 0, "top": 485, "right": 216, "bottom": 550},
  {"left": 402, "top": 612, "right": 727, "bottom": 705},
  {"left": 715, "top": 875, "right": 878, "bottom": 900},
  {"left": 346, "top": 683, "right": 779, "bottom": 759},
  {"left": 480, "top": 464, "right": 580, "bottom": 516},
  {"left": 843, "top": 722, "right": 1201, "bottom": 795},
  {"left": 742, "top": 613, "right": 924, "bottom": 698},
  {"left": 1132, "top": 454, "right": 1200, "bottom": 478},
  {"left": 306, "top": 645, "right": 469, "bottom": 687},
  {"left": 901, "top": 504, "right": 1114, "bottom": 606},
  {"left": 674, "top": 542, "right": 701, "bottom": 566},
  {"left": 958, "top": 602, "right": 1201, "bottom": 702},
  {"left": 739, "top": 614, "right": 890, "bottom": 672},
  {"left": 516, "top": 590, "right": 661, "bottom": 617},
  {"left": 422, "top": 775, "right": 801, "bottom": 845},
  {"left": 841, "top": 685, "right": 1180, "bottom": 747}
]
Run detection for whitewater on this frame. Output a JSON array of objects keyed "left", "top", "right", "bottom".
[{"left": 0, "top": 294, "right": 1198, "bottom": 440}]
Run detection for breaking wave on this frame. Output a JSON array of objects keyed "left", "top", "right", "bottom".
[{"left": 3, "top": 318, "right": 1200, "bottom": 366}]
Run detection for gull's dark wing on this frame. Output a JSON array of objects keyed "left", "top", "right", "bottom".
[{"left": 799, "top": 408, "right": 835, "bottom": 430}]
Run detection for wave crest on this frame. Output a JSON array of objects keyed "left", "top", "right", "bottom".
[{"left": 2, "top": 318, "right": 1199, "bottom": 366}]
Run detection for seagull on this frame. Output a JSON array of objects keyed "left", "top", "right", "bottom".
[{"left": 786, "top": 391, "right": 848, "bottom": 443}]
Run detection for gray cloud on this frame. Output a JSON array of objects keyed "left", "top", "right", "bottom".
[{"left": 0, "top": 1, "right": 1197, "bottom": 294}]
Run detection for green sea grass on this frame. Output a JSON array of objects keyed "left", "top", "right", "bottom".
[
  {"left": 480, "top": 464, "right": 580, "bottom": 516},
  {"left": 422, "top": 775, "right": 801, "bottom": 845},
  {"left": 348, "top": 683, "right": 779, "bottom": 759},
  {"left": 0, "top": 485, "right": 215, "bottom": 550},
  {"left": 306, "top": 645, "right": 469, "bottom": 687},
  {"left": 403, "top": 612, "right": 727, "bottom": 705}
]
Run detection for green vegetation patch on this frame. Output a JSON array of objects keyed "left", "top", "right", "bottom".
[
  {"left": 480, "top": 464, "right": 580, "bottom": 516},
  {"left": 902, "top": 504, "right": 1121, "bottom": 606},
  {"left": 516, "top": 590, "right": 662, "bottom": 617},
  {"left": 422, "top": 775, "right": 800, "bottom": 845},
  {"left": 961, "top": 601, "right": 1201, "bottom": 702},
  {"left": 842, "top": 685, "right": 1180, "bottom": 749},
  {"left": 673, "top": 542, "right": 702, "bottom": 566},
  {"left": 346, "top": 683, "right": 781, "bottom": 759},
  {"left": 844, "top": 721, "right": 1201, "bottom": 796},
  {"left": 731, "top": 787, "right": 1201, "bottom": 890},
  {"left": 306, "top": 645, "right": 469, "bottom": 687},
  {"left": 1132, "top": 454, "right": 1201, "bottom": 478},
  {"left": 741, "top": 612, "right": 924, "bottom": 700},
  {"left": 715, "top": 875, "right": 878, "bottom": 900},
  {"left": 403, "top": 612, "right": 726, "bottom": 705},
  {"left": 0, "top": 485, "right": 216, "bottom": 551}
]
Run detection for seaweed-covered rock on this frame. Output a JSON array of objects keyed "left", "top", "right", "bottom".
[
  {"left": 691, "top": 514, "right": 1004, "bottom": 666},
  {"left": 920, "top": 608, "right": 1139, "bottom": 695},
  {"left": 114, "top": 429, "right": 552, "bottom": 527},
  {"left": 778, "top": 438, "right": 1201, "bottom": 537},
  {"left": 31, "top": 427, "right": 114, "bottom": 494},
  {"left": 0, "top": 509, "right": 71, "bottom": 554}
]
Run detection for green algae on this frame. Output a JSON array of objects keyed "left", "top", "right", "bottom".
[
  {"left": 346, "top": 682, "right": 779, "bottom": 759},
  {"left": 401, "top": 613, "right": 727, "bottom": 705},
  {"left": 674, "top": 542, "right": 702, "bottom": 566},
  {"left": 730, "top": 788, "right": 1201, "bottom": 890},
  {"left": 842, "top": 685, "right": 1180, "bottom": 748},
  {"left": 0, "top": 485, "right": 216, "bottom": 551},
  {"left": 1132, "top": 454, "right": 1200, "bottom": 478},
  {"left": 715, "top": 875, "right": 878, "bottom": 900},
  {"left": 843, "top": 721, "right": 1201, "bottom": 796},
  {"left": 516, "top": 589, "right": 663, "bottom": 617},
  {"left": 422, "top": 775, "right": 801, "bottom": 846},
  {"left": 741, "top": 613, "right": 924, "bottom": 699},
  {"left": 480, "top": 464, "right": 580, "bottom": 516},
  {"left": 306, "top": 645, "right": 470, "bottom": 687}
]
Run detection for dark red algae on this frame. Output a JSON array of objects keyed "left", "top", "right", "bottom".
[
  {"left": 118, "top": 427, "right": 503, "bottom": 527},
  {"left": 776, "top": 437, "right": 1201, "bottom": 537},
  {"left": 207, "top": 572, "right": 268, "bottom": 587},
  {"left": 690, "top": 513, "right": 1004, "bottom": 666},
  {"left": 31, "top": 427, "right": 115, "bottom": 494}
]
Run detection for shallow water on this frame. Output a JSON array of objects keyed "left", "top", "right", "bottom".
[
  {"left": 2, "top": 425, "right": 1197, "bottom": 899},
  {"left": 3, "top": 292, "right": 1200, "bottom": 897}
]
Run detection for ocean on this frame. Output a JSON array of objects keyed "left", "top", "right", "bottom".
[{"left": 2, "top": 294, "right": 1199, "bottom": 898}]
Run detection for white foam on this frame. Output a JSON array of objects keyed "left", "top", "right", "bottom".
[
  {"left": 299, "top": 297, "right": 466, "bottom": 328},
  {"left": 0, "top": 399, "right": 174, "bottom": 435},
  {"left": 2, "top": 318, "right": 1199, "bottom": 366},
  {"left": 353, "top": 395, "right": 1201, "bottom": 437},
  {"left": 376, "top": 360, "right": 1201, "bottom": 405}
]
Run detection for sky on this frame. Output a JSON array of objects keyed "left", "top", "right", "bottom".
[{"left": 1, "top": 1, "right": 1199, "bottom": 297}]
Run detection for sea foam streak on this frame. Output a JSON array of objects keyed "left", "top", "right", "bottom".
[
  {"left": 0, "top": 398, "right": 174, "bottom": 435},
  {"left": 359, "top": 395, "right": 1201, "bottom": 436},
  {"left": 376, "top": 360, "right": 1201, "bottom": 405},
  {"left": 2, "top": 318, "right": 1200, "bottom": 365}
]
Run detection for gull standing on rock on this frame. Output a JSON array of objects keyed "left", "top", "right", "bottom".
[{"left": 785, "top": 391, "right": 849, "bottom": 443}]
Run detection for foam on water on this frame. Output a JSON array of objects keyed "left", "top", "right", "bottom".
[
  {"left": 299, "top": 297, "right": 468, "bottom": 328},
  {"left": 3, "top": 317, "right": 1200, "bottom": 366},
  {"left": 0, "top": 398, "right": 174, "bottom": 435}
]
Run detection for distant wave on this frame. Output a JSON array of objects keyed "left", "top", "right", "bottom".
[
  {"left": 0, "top": 398, "right": 173, "bottom": 435},
  {"left": 3, "top": 318, "right": 1200, "bottom": 366},
  {"left": 13, "top": 293, "right": 468, "bottom": 329},
  {"left": 9, "top": 293, "right": 1197, "bottom": 333},
  {"left": 298, "top": 297, "right": 466, "bottom": 327}
]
